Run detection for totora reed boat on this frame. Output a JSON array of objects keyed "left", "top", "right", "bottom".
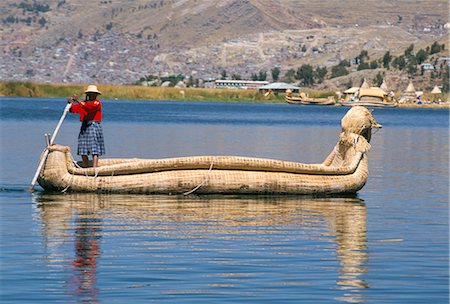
[
  {"left": 285, "top": 90, "right": 336, "bottom": 106},
  {"left": 339, "top": 88, "right": 398, "bottom": 108},
  {"left": 37, "top": 106, "right": 381, "bottom": 195}
]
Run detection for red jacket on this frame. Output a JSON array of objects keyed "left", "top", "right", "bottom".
[{"left": 70, "top": 100, "right": 102, "bottom": 121}]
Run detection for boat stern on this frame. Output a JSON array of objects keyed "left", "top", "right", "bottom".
[{"left": 37, "top": 145, "right": 73, "bottom": 191}]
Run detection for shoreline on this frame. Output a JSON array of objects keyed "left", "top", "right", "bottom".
[
  {"left": 0, "top": 80, "right": 448, "bottom": 108},
  {"left": 396, "top": 103, "right": 450, "bottom": 109}
]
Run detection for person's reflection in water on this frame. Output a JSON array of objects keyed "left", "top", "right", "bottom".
[{"left": 69, "top": 214, "right": 102, "bottom": 303}]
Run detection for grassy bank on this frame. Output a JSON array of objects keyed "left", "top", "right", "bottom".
[
  {"left": 0, "top": 81, "right": 283, "bottom": 103},
  {"left": 0, "top": 81, "right": 335, "bottom": 103},
  {"left": 1, "top": 81, "right": 447, "bottom": 108}
]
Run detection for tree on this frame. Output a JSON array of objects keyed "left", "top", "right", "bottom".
[
  {"left": 407, "top": 62, "right": 417, "bottom": 76},
  {"left": 404, "top": 44, "right": 414, "bottom": 58},
  {"left": 315, "top": 66, "right": 327, "bottom": 83},
  {"left": 38, "top": 16, "right": 47, "bottom": 27},
  {"left": 296, "top": 64, "right": 314, "bottom": 85},
  {"left": 357, "top": 62, "right": 370, "bottom": 71},
  {"left": 339, "top": 59, "right": 350, "bottom": 67},
  {"left": 369, "top": 60, "right": 378, "bottom": 69},
  {"left": 441, "top": 65, "right": 449, "bottom": 92},
  {"left": 430, "top": 41, "right": 442, "bottom": 54},
  {"left": 271, "top": 67, "right": 280, "bottom": 82},
  {"left": 357, "top": 50, "right": 369, "bottom": 62},
  {"left": 382, "top": 51, "right": 392, "bottom": 69},
  {"left": 4, "top": 15, "right": 15, "bottom": 24},
  {"left": 374, "top": 72, "right": 383, "bottom": 86},
  {"left": 331, "top": 61, "right": 349, "bottom": 78},
  {"left": 392, "top": 55, "right": 406, "bottom": 70},
  {"left": 220, "top": 70, "right": 227, "bottom": 80},
  {"left": 283, "top": 69, "right": 296, "bottom": 83},
  {"left": 258, "top": 70, "right": 267, "bottom": 81},
  {"left": 415, "top": 49, "right": 428, "bottom": 65},
  {"left": 231, "top": 74, "right": 241, "bottom": 80}
]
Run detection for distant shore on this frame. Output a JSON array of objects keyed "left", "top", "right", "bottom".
[
  {"left": 397, "top": 102, "right": 450, "bottom": 109},
  {"left": 0, "top": 81, "right": 287, "bottom": 103},
  {"left": 0, "top": 81, "right": 448, "bottom": 108}
]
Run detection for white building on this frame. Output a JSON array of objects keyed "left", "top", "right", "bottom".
[
  {"left": 214, "top": 80, "right": 269, "bottom": 90},
  {"left": 421, "top": 63, "right": 435, "bottom": 70}
]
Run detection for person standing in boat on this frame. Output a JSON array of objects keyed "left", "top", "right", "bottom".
[{"left": 67, "top": 85, "right": 105, "bottom": 168}]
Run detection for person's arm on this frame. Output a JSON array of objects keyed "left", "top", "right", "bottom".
[{"left": 67, "top": 95, "right": 81, "bottom": 113}]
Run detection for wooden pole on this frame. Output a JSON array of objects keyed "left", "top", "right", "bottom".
[{"left": 29, "top": 102, "right": 73, "bottom": 191}]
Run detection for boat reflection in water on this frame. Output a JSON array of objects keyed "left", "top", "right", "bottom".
[{"left": 33, "top": 193, "right": 368, "bottom": 303}]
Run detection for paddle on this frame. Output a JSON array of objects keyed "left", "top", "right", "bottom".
[{"left": 29, "top": 97, "right": 76, "bottom": 191}]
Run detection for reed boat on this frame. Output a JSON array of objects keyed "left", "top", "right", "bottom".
[
  {"left": 37, "top": 106, "right": 381, "bottom": 195},
  {"left": 340, "top": 88, "right": 398, "bottom": 108},
  {"left": 339, "top": 101, "right": 398, "bottom": 108},
  {"left": 285, "top": 91, "right": 336, "bottom": 106},
  {"left": 285, "top": 94, "right": 336, "bottom": 106}
]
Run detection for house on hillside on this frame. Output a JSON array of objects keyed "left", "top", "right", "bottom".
[
  {"left": 350, "top": 57, "right": 360, "bottom": 66},
  {"left": 436, "top": 57, "right": 450, "bottom": 70},
  {"left": 421, "top": 63, "right": 434, "bottom": 71},
  {"left": 215, "top": 80, "right": 269, "bottom": 90}
]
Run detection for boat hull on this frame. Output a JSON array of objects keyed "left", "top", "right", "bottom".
[
  {"left": 285, "top": 95, "right": 336, "bottom": 106},
  {"left": 37, "top": 146, "right": 368, "bottom": 195},
  {"left": 339, "top": 101, "right": 397, "bottom": 108}
]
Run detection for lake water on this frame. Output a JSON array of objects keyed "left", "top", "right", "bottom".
[{"left": 0, "top": 97, "right": 448, "bottom": 303}]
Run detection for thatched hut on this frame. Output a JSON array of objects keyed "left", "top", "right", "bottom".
[
  {"left": 342, "top": 87, "right": 360, "bottom": 101},
  {"left": 380, "top": 80, "right": 388, "bottom": 92},
  {"left": 400, "top": 81, "right": 417, "bottom": 103},
  {"left": 360, "top": 78, "right": 370, "bottom": 89},
  {"left": 430, "top": 86, "right": 442, "bottom": 102},
  {"left": 359, "top": 87, "right": 387, "bottom": 102}
]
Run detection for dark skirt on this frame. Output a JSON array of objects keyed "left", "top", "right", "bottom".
[{"left": 77, "top": 121, "right": 105, "bottom": 156}]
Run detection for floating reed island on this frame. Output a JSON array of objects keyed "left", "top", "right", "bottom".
[{"left": 37, "top": 106, "right": 381, "bottom": 195}]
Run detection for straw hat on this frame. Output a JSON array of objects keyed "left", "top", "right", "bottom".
[{"left": 84, "top": 85, "right": 101, "bottom": 95}]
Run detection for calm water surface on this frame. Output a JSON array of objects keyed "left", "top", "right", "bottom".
[{"left": 0, "top": 97, "right": 448, "bottom": 303}]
